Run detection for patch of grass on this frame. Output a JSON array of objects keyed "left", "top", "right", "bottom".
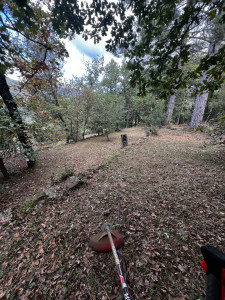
[
  {"left": 148, "top": 288, "right": 156, "bottom": 296},
  {"left": 0, "top": 183, "right": 10, "bottom": 190},
  {"left": 51, "top": 166, "right": 75, "bottom": 185},
  {"left": 12, "top": 193, "right": 46, "bottom": 219}
]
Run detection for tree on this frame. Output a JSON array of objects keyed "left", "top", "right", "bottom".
[
  {"left": 0, "top": 0, "right": 39, "bottom": 168},
  {"left": 101, "top": 59, "right": 136, "bottom": 128},
  {"left": 19, "top": 27, "right": 69, "bottom": 138},
  {"left": 101, "top": 59, "right": 121, "bottom": 94},
  {"left": 51, "top": 1, "right": 225, "bottom": 128},
  {"left": 131, "top": 93, "right": 166, "bottom": 127},
  {"left": 89, "top": 92, "right": 125, "bottom": 137},
  {"left": 80, "top": 86, "right": 96, "bottom": 139},
  {"left": 206, "top": 82, "right": 225, "bottom": 122},
  {"left": 171, "top": 88, "right": 194, "bottom": 124},
  {"left": 0, "top": 73, "right": 36, "bottom": 168},
  {"left": 0, "top": 104, "right": 17, "bottom": 179},
  {"left": 0, "top": 0, "right": 68, "bottom": 173},
  {"left": 190, "top": 15, "right": 225, "bottom": 127},
  {"left": 119, "top": 62, "right": 138, "bottom": 128},
  {"left": 0, "top": 1, "right": 48, "bottom": 168},
  {"left": 83, "top": 56, "right": 104, "bottom": 89},
  {"left": 58, "top": 77, "right": 95, "bottom": 142}
]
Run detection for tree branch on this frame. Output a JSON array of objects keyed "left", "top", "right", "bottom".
[
  {"left": 189, "top": 36, "right": 211, "bottom": 43},
  {"left": 0, "top": 14, "right": 51, "bottom": 50}
]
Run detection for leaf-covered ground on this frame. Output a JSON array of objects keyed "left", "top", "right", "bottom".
[
  {"left": 0, "top": 126, "right": 225, "bottom": 299},
  {"left": 0, "top": 128, "right": 145, "bottom": 211}
]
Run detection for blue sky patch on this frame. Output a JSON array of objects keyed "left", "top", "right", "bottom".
[{"left": 72, "top": 35, "right": 105, "bottom": 59}]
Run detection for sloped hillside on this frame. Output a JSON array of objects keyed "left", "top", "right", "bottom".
[{"left": 0, "top": 126, "right": 224, "bottom": 299}]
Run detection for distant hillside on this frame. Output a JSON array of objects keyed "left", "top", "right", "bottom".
[
  {"left": 6, "top": 76, "right": 23, "bottom": 97},
  {"left": 6, "top": 77, "right": 19, "bottom": 87}
]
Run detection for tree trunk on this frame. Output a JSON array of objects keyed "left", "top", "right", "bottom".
[
  {"left": 126, "top": 110, "right": 130, "bottom": 128},
  {"left": 190, "top": 71, "right": 209, "bottom": 128},
  {"left": 125, "top": 96, "right": 130, "bottom": 128},
  {"left": 134, "top": 111, "right": 139, "bottom": 126},
  {"left": 165, "top": 91, "right": 177, "bottom": 125},
  {"left": 82, "top": 118, "right": 88, "bottom": 140},
  {"left": 190, "top": 41, "right": 222, "bottom": 128},
  {"left": 0, "top": 157, "right": 10, "bottom": 179},
  {"left": 165, "top": 0, "right": 193, "bottom": 125},
  {"left": 75, "top": 114, "right": 79, "bottom": 142},
  {"left": 106, "top": 131, "right": 109, "bottom": 141},
  {"left": 0, "top": 73, "right": 36, "bottom": 168}
]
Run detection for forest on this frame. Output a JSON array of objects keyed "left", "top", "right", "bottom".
[
  {"left": 0, "top": 1, "right": 225, "bottom": 300},
  {"left": 0, "top": 0, "right": 225, "bottom": 176}
]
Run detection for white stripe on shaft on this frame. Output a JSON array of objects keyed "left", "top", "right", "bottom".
[{"left": 106, "top": 225, "right": 131, "bottom": 299}]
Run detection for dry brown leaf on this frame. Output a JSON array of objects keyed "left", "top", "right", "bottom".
[
  {"left": 6, "top": 275, "right": 13, "bottom": 287},
  {"left": 33, "top": 260, "right": 39, "bottom": 266},
  {"left": 71, "top": 291, "right": 80, "bottom": 299}
]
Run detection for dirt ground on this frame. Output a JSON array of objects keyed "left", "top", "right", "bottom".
[
  {"left": 0, "top": 127, "right": 145, "bottom": 212},
  {"left": 0, "top": 126, "right": 225, "bottom": 299}
]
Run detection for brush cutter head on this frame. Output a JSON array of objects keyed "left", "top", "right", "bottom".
[{"left": 89, "top": 229, "right": 124, "bottom": 252}]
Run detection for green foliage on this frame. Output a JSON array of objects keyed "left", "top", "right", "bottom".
[
  {"left": 51, "top": 0, "right": 85, "bottom": 36},
  {"left": 200, "top": 83, "right": 225, "bottom": 144},
  {"left": 0, "top": 0, "right": 38, "bottom": 73},
  {"left": 57, "top": 60, "right": 168, "bottom": 137},
  {"left": 0, "top": 183, "right": 9, "bottom": 190},
  {"left": 145, "top": 126, "right": 159, "bottom": 136},
  {"left": 134, "top": 94, "right": 166, "bottom": 127},
  {"left": 101, "top": 59, "right": 121, "bottom": 93},
  {"left": 30, "top": 122, "right": 61, "bottom": 143},
  {"left": 205, "top": 83, "right": 225, "bottom": 122},
  {"left": 195, "top": 123, "right": 213, "bottom": 133},
  {"left": 81, "top": 0, "right": 225, "bottom": 96},
  {"left": 84, "top": 56, "right": 104, "bottom": 88},
  {"left": 210, "top": 115, "right": 225, "bottom": 145},
  {"left": 171, "top": 89, "right": 194, "bottom": 124},
  {"left": 50, "top": 166, "right": 75, "bottom": 185},
  {"left": 1, "top": 1, "right": 225, "bottom": 154},
  {"left": 0, "top": 106, "right": 23, "bottom": 159},
  {"left": 89, "top": 92, "right": 125, "bottom": 133},
  {"left": 58, "top": 77, "right": 96, "bottom": 141}
]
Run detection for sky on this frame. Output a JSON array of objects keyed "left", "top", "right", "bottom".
[
  {"left": 62, "top": 35, "right": 122, "bottom": 79},
  {"left": 5, "top": 0, "right": 122, "bottom": 82},
  {"left": 8, "top": 35, "right": 121, "bottom": 81}
]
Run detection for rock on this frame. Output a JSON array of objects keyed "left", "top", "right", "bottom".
[
  {"left": 11, "top": 175, "right": 84, "bottom": 221},
  {"left": 0, "top": 208, "right": 12, "bottom": 224},
  {"left": 63, "top": 176, "right": 81, "bottom": 191},
  {"left": 44, "top": 186, "right": 61, "bottom": 200}
]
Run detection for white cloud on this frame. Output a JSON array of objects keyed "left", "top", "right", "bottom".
[
  {"left": 7, "top": 35, "right": 122, "bottom": 81},
  {"left": 63, "top": 35, "right": 122, "bottom": 79},
  {"left": 72, "top": 35, "right": 106, "bottom": 59},
  {"left": 62, "top": 40, "right": 86, "bottom": 79}
]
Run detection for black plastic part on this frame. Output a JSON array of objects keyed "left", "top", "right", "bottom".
[
  {"left": 205, "top": 273, "right": 221, "bottom": 300},
  {"left": 201, "top": 245, "right": 225, "bottom": 281}
]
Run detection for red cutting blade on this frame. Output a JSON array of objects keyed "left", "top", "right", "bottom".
[{"left": 89, "top": 230, "right": 124, "bottom": 252}]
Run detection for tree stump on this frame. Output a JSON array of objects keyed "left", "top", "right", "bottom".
[{"left": 121, "top": 134, "right": 128, "bottom": 148}]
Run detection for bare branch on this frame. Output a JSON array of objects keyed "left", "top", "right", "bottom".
[{"left": 188, "top": 36, "right": 211, "bottom": 43}]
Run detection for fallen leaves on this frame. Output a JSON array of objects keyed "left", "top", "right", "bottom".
[
  {"left": 32, "top": 260, "right": 39, "bottom": 266},
  {"left": 0, "top": 127, "right": 224, "bottom": 299},
  {"left": 6, "top": 275, "right": 13, "bottom": 287},
  {"left": 177, "top": 264, "right": 187, "bottom": 273}
]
